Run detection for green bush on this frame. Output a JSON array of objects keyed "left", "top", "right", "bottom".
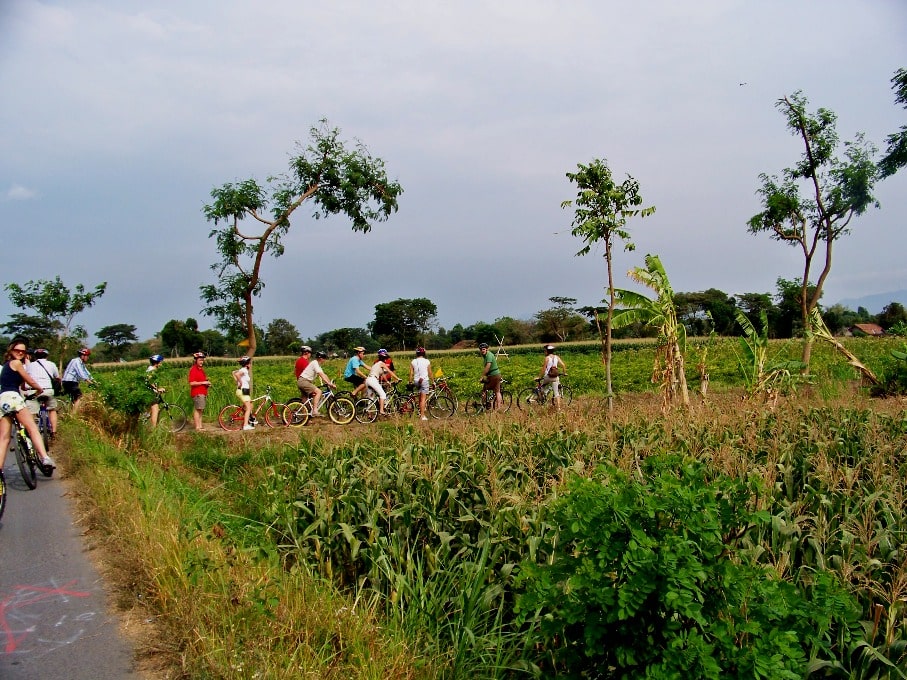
[
  {"left": 93, "top": 369, "right": 156, "bottom": 416},
  {"left": 515, "top": 463, "right": 860, "bottom": 679}
]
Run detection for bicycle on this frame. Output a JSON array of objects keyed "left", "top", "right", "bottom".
[
  {"left": 432, "top": 374, "right": 459, "bottom": 413},
  {"left": 25, "top": 392, "right": 54, "bottom": 451},
  {"left": 218, "top": 385, "right": 286, "bottom": 431},
  {"left": 517, "top": 376, "right": 574, "bottom": 410},
  {"left": 464, "top": 377, "right": 513, "bottom": 415},
  {"left": 283, "top": 383, "right": 356, "bottom": 427},
  {"left": 7, "top": 414, "right": 53, "bottom": 490},
  {"left": 355, "top": 380, "right": 454, "bottom": 422},
  {"left": 140, "top": 390, "right": 188, "bottom": 433}
]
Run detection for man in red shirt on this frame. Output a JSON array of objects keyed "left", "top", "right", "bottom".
[
  {"left": 188, "top": 351, "right": 211, "bottom": 431},
  {"left": 294, "top": 345, "right": 312, "bottom": 380}
]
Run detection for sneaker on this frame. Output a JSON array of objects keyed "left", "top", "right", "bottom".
[
  {"left": 42, "top": 455, "right": 56, "bottom": 469},
  {"left": 420, "top": 416, "right": 429, "bottom": 421},
  {"left": 242, "top": 424, "right": 255, "bottom": 431},
  {"left": 311, "top": 412, "right": 324, "bottom": 418}
]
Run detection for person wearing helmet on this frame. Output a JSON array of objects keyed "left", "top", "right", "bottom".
[
  {"left": 538, "top": 345, "right": 567, "bottom": 410},
  {"left": 409, "top": 347, "right": 432, "bottom": 420},
  {"left": 232, "top": 356, "right": 254, "bottom": 430},
  {"left": 25, "top": 347, "right": 61, "bottom": 436},
  {"left": 61, "top": 347, "right": 95, "bottom": 413},
  {"left": 343, "top": 347, "right": 369, "bottom": 400},
  {"left": 366, "top": 350, "right": 400, "bottom": 416},
  {"left": 298, "top": 350, "right": 336, "bottom": 416},
  {"left": 478, "top": 342, "right": 503, "bottom": 410},
  {"left": 188, "top": 351, "right": 211, "bottom": 431},
  {"left": 145, "top": 354, "right": 165, "bottom": 426},
  {"left": 376, "top": 349, "right": 396, "bottom": 386},
  {"left": 294, "top": 345, "right": 312, "bottom": 381}
]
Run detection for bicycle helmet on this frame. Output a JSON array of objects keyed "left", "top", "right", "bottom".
[
  {"left": 238, "top": 356, "right": 251, "bottom": 366},
  {"left": 415, "top": 347, "right": 426, "bottom": 356},
  {"left": 544, "top": 344, "right": 556, "bottom": 352},
  {"left": 150, "top": 354, "right": 164, "bottom": 365},
  {"left": 79, "top": 348, "right": 91, "bottom": 356},
  {"left": 316, "top": 351, "right": 328, "bottom": 359},
  {"left": 478, "top": 343, "right": 489, "bottom": 350},
  {"left": 300, "top": 345, "right": 312, "bottom": 353},
  {"left": 193, "top": 351, "right": 207, "bottom": 359},
  {"left": 377, "top": 348, "right": 389, "bottom": 358},
  {"left": 33, "top": 348, "right": 49, "bottom": 358}
]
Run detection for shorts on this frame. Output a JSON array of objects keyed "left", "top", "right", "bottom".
[
  {"left": 0, "top": 391, "right": 26, "bottom": 415},
  {"left": 236, "top": 388, "right": 251, "bottom": 403},
  {"left": 345, "top": 374, "right": 365, "bottom": 387},
  {"left": 26, "top": 394, "right": 58, "bottom": 414},
  {"left": 62, "top": 380, "right": 82, "bottom": 401},
  {"left": 541, "top": 374, "right": 560, "bottom": 398},
  {"left": 483, "top": 374, "right": 502, "bottom": 393},
  {"left": 297, "top": 377, "right": 317, "bottom": 397},
  {"left": 414, "top": 378, "right": 430, "bottom": 394},
  {"left": 365, "top": 376, "right": 386, "bottom": 400},
  {"left": 192, "top": 394, "right": 207, "bottom": 411}
]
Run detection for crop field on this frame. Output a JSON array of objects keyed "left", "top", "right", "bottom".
[{"left": 60, "top": 337, "right": 907, "bottom": 678}]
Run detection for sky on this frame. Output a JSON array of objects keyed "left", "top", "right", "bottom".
[{"left": 1, "top": 1, "right": 905, "bottom": 345}]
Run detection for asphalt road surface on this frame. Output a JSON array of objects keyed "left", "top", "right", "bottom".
[{"left": 0, "top": 452, "right": 142, "bottom": 679}]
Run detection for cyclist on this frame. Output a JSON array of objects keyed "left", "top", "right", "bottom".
[
  {"left": 297, "top": 351, "right": 336, "bottom": 416},
  {"left": 294, "top": 345, "right": 312, "bottom": 381},
  {"left": 0, "top": 340, "right": 55, "bottom": 476},
  {"left": 145, "top": 354, "right": 165, "bottom": 426},
  {"left": 343, "top": 347, "right": 369, "bottom": 400},
  {"left": 188, "top": 351, "right": 211, "bottom": 431},
  {"left": 538, "top": 344, "right": 567, "bottom": 410},
  {"left": 366, "top": 349, "right": 400, "bottom": 416},
  {"left": 61, "top": 347, "right": 95, "bottom": 413},
  {"left": 478, "top": 342, "right": 503, "bottom": 410},
  {"left": 376, "top": 349, "right": 396, "bottom": 387},
  {"left": 409, "top": 347, "right": 432, "bottom": 421},
  {"left": 25, "top": 347, "right": 60, "bottom": 436},
  {"left": 232, "top": 356, "right": 254, "bottom": 430}
]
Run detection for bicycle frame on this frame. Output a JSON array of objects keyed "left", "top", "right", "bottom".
[{"left": 218, "top": 386, "right": 284, "bottom": 430}]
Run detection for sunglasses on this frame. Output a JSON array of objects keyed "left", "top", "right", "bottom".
[{"left": 12, "top": 347, "right": 26, "bottom": 353}]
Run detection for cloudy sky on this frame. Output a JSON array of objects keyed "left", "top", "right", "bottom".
[{"left": 1, "top": 1, "right": 905, "bottom": 344}]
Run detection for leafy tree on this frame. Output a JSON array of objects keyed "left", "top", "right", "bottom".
[
  {"left": 201, "top": 120, "right": 402, "bottom": 357},
  {"left": 613, "top": 254, "right": 690, "bottom": 408},
  {"left": 879, "top": 67, "right": 907, "bottom": 178},
  {"left": 160, "top": 319, "right": 203, "bottom": 357},
  {"left": 5, "top": 276, "right": 107, "bottom": 362},
  {"left": 315, "top": 327, "right": 375, "bottom": 355},
  {"left": 877, "top": 302, "right": 907, "bottom": 330},
  {"left": 748, "top": 92, "right": 881, "bottom": 369},
  {"left": 96, "top": 323, "right": 138, "bottom": 356},
  {"left": 0, "top": 313, "right": 61, "bottom": 349},
  {"left": 673, "top": 288, "right": 738, "bottom": 336},
  {"left": 264, "top": 318, "right": 300, "bottom": 355},
  {"left": 562, "top": 159, "right": 655, "bottom": 410},
  {"left": 534, "top": 297, "right": 589, "bottom": 343},
  {"left": 368, "top": 298, "right": 437, "bottom": 350},
  {"left": 774, "top": 277, "right": 819, "bottom": 339},
  {"left": 735, "top": 292, "right": 777, "bottom": 336},
  {"left": 199, "top": 329, "right": 228, "bottom": 357},
  {"left": 493, "top": 316, "right": 535, "bottom": 346}
]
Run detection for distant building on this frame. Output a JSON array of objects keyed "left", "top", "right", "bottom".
[{"left": 848, "top": 323, "right": 885, "bottom": 337}]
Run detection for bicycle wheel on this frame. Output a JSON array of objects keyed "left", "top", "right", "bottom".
[
  {"left": 428, "top": 394, "right": 455, "bottom": 419},
  {"left": 464, "top": 395, "right": 486, "bottom": 416},
  {"left": 14, "top": 428, "right": 37, "bottom": 490},
  {"left": 264, "top": 402, "right": 284, "bottom": 428},
  {"left": 558, "top": 385, "right": 574, "bottom": 406},
  {"left": 517, "top": 386, "right": 543, "bottom": 409},
  {"left": 0, "top": 470, "right": 6, "bottom": 520},
  {"left": 355, "top": 398, "right": 378, "bottom": 423},
  {"left": 282, "top": 399, "right": 310, "bottom": 427},
  {"left": 218, "top": 405, "right": 245, "bottom": 431},
  {"left": 329, "top": 397, "right": 356, "bottom": 425},
  {"left": 499, "top": 389, "right": 513, "bottom": 412},
  {"left": 162, "top": 404, "right": 188, "bottom": 433},
  {"left": 39, "top": 413, "right": 51, "bottom": 452}
]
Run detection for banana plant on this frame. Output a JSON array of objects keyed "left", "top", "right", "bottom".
[
  {"left": 612, "top": 254, "right": 690, "bottom": 408},
  {"left": 805, "top": 307, "right": 880, "bottom": 385},
  {"left": 734, "top": 309, "right": 805, "bottom": 399}
]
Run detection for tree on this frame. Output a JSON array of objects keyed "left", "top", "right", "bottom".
[
  {"left": 201, "top": 120, "right": 402, "bottom": 357},
  {"left": 264, "top": 318, "right": 300, "bottom": 355},
  {"left": 314, "top": 328, "right": 376, "bottom": 355},
  {"left": 879, "top": 67, "right": 907, "bottom": 178},
  {"left": 612, "top": 254, "right": 690, "bottom": 409},
  {"left": 748, "top": 92, "right": 881, "bottom": 369},
  {"left": 562, "top": 159, "right": 655, "bottom": 410},
  {"left": 368, "top": 298, "right": 437, "bottom": 350},
  {"left": 160, "top": 319, "right": 203, "bottom": 357},
  {"left": 673, "top": 289, "right": 738, "bottom": 336},
  {"left": 96, "top": 324, "right": 138, "bottom": 357},
  {"left": 878, "top": 302, "right": 907, "bottom": 330},
  {"left": 534, "top": 297, "right": 589, "bottom": 343},
  {"left": 0, "top": 313, "right": 61, "bottom": 349},
  {"left": 5, "top": 276, "right": 107, "bottom": 362}
]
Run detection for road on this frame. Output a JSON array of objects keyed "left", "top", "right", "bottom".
[{"left": 0, "top": 453, "right": 142, "bottom": 679}]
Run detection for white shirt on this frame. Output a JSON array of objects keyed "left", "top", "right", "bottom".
[
  {"left": 411, "top": 357, "right": 430, "bottom": 383},
  {"left": 301, "top": 359, "right": 322, "bottom": 382},
  {"left": 26, "top": 359, "right": 59, "bottom": 390}
]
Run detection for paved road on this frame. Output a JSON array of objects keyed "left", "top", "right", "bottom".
[{"left": 0, "top": 454, "right": 141, "bottom": 679}]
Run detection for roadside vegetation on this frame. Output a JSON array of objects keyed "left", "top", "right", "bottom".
[{"left": 55, "top": 338, "right": 907, "bottom": 678}]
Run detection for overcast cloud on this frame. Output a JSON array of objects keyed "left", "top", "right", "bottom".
[{"left": 1, "top": 1, "right": 905, "bottom": 344}]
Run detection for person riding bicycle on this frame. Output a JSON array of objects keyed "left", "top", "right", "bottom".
[
  {"left": 538, "top": 344, "right": 567, "bottom": 410},
  {"left": 61, "top": 347, "right": 95, "bottom": 413},
  {"left": 478, "top": 343, "right": 503, "bottom": 410},
  {"left": 366, "top": 349, "right": 400, "bottom": 416},
  {"left": 145, "top": 354, "right": 165, "bottom": 426},
  {"left": 294, "top": 345, "right": 312, "bottom": 380},
  {"left": 25, "top": 347, "right": 60, "bottom": 436},
  {"left": 298, "top": 351, "right": 336, "bottom": 416},
  {"left": 232, "top": 356, "right": 255, "bottom": 430},
  {"left": 343, "top": 347, "right": 369, "bottom": 400},
  {"left": 0, "top": 340, "right": 55, "bottom": 478}
]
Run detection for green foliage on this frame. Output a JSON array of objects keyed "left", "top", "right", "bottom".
[
  {"left": 879, "top": 67, "right": 907, "bottom": 178},
  {"left": 92, "top": 369, "right": 157, "bottom": 417},
  {"left": 368, "top": 297, "right": 438, "bottom": 350},
  {"left": 96, "top": 323, "right": 138, "bottom": 356},
  {"left": 873, "top": 344, "right": 907, "bottom": 396},
  {"left": 263, "top": 318, "right": 300, "bottom": 355},
  {"left": 734, "top": 309, "right": 806, "bottom": 396},
  {"left": 515, "top": 464, "right": 860, "bottom": 678}
]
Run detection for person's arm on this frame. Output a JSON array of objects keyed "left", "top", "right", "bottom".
[
  {"left": 539, "top": 358, "right": 547, "bottom": 379},
  {"left": 318, "top": 368, "right": 335, "bottom": 388}
]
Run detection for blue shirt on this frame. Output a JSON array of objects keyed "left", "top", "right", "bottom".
[
  {"left": 62, "top": 357, "right": 93, "bottom": 383},
  {"left": 343, "top": 356, "right": 365, "bottom": 379}
]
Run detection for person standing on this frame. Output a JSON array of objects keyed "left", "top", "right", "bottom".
[
  {"left": 538, "top": 344, "right": 567, "bottom": 410},
  {"left": 478, "top": 342, "right": 503, "bottom": 410},
  {"left": 61, "top": 348, "right": 95, "bottom": 412},
  {"left": 188, "top": 351, "right": 211, "bottom": 431},
  {"left": 343, "top": 347, "right": 369, "bottom": 400},
  {"left": 25, "top": 347, "right": 60, "bottom": 436},
  {"left": 0, "top": 340, "right": 55, "bottom": 477},
  {"left": 232, "top": 356, "right": 254, "bottom": 430},
  {"left": 409, "top": 347, "right": 432, "bottom": 421},
  {"left": 145, "top": 354, "right": 165, "bottom": 426}
]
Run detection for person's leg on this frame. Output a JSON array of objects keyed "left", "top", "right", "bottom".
[
  {"left": 0, "top": 417, "right": 11, "bottom": 469},
  {"left": 312, "top": 387, "right": 324, "bottom": 414},
  {"left": 49, "top": 406, "right": 58, "bottom": 434},
  {"left": 150, "top": 402, "right": 160, "bottom": 427},
  {"left": 16, "top": 408, "right": 52, "bottom": 464}
]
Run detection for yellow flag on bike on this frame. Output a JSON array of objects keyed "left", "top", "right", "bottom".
[{"left": 434, "top": 367, "right": 443, "bottom": 377}]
